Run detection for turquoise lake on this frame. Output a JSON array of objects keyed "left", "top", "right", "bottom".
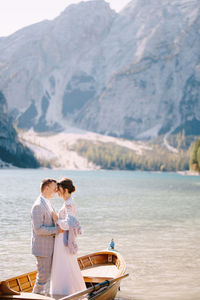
[{"left": 0, "top": 169, "right": 200, "bottom": 300}]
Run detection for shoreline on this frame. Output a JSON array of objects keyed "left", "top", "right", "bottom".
[
  {"left": 0, "top": 164, "right": 199, "bottom": 176},
  {"left": 177, "top": 170, "right": 199, "bottom": 176}
]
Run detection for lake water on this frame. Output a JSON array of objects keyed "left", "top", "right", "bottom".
[{"left": 0, "top": 169, "right": 200, "bottom": 300}]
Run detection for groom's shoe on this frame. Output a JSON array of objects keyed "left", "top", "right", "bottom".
[
  {"left": 33, "top": 290, "right": 46, "bottom": 296},
  {"left": 32, "top": 285, "right": 45, "bottom": 295}
]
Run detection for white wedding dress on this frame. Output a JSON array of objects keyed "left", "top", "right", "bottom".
[{"left": 50, "top": 198, "right": 86, "bottom": 296}]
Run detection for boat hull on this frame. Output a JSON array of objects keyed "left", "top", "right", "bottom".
[{"left": 0, "top": 250, "right": 126, "bottom": 300}]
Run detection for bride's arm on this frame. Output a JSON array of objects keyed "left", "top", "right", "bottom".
[{"left": 57, "top": 208, "right": 70, "bottom": 230}]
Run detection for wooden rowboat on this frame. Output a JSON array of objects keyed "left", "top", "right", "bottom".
[{"left": 0, "top": 250, "right": 128, "bottom": 300}]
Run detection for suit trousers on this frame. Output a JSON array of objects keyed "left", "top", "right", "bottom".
[{"left": 33, "top": 256, "right": 53, "bottom": 294}]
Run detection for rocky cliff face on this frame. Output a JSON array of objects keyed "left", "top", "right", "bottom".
[
  {"left": 0, "top": 91, "right": 39, "bottom": 167},
  {"left": 0, "top": 0, "right": 199, "bottom": 139}
]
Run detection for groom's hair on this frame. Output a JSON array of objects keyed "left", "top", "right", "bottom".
[{"left": 41, "top": 178, "right": 57, "bottom": 192}]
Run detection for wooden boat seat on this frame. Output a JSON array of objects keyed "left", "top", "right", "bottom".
[
  {"left": 83, "top": 276, "right": 113, "bottom": 283},
  {"left": 82, "top": 264, "right": 119, "bottom": 278}
]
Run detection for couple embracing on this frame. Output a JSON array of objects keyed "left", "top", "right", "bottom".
[{"left": 31, "top": 177, "right": 86, "bottom": 296}]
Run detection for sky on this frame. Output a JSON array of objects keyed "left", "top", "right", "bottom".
[{"left": 0, "top": 0, "right": 131, "bottom": 37}]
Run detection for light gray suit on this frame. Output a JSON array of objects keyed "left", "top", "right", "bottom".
[{"left": 31, "top": 196, "right": 59, "bottom": 294}]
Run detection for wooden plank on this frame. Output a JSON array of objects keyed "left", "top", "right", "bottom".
[
  {"left": 29, "top": 274, "right": 36, "bottom": 281},
  {"left": 83, "top": 276, "right": 113, "bottom": 283},
  {"left": 80, "top": 258, "right": 90, "bottom": 268},
  {"left": 90, "top": 255, "right": 107, "bottom": 265},
  {"left": 18, "top": 277, "right": 29, "bottom": 285},
  {"left": 5, "top": 272, "right": 36, "bottom": 285},
  {"left": 23, "top": 287, "right": 33, "bottom": 292},
  {"left": 12, "top": 286, "right": 20, "bottom": 292},
  {"left": 16, "top": 279, "right": 21, "bottom": 292},
  {"left": 78, "top": 253, "right": 108, "bottom": 267},
  {"left": 20, "top": 282, "right": 31, "bottom": 291},
  {"left": 79, "top": 259, "right": 85, "bottom": 269},
  {"left": 88, "top": 256, "right": 93, "bottom": 266},
  {"left": 27, "top": 276, "right": 32, "bottom": 288},
  {"left": 7, "top": 280, "right": 18, "bottom": 289}
]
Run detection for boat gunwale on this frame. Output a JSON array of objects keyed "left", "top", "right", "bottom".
[{"left": 0, "top": 250, "right": 126, "bottom": 300}]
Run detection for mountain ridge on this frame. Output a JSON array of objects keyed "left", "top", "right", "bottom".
[{"left": 0, "top": 0, "right": 199, "bottom": 139}]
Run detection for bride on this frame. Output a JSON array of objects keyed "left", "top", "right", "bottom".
[{"left": 50, "top": 178, "right": 86, "bottom": 296}]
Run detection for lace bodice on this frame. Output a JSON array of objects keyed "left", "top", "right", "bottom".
[{"left": 59, "top": 197, "right": 77, "bottom": 217}]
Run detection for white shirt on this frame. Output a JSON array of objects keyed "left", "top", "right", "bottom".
[{"left": 41, "top": 195, "right": 54, "bottom": 213}]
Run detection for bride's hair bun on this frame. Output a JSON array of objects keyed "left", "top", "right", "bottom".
[{"left": 58, "top": 178, "right": 76, "bottom": 194}]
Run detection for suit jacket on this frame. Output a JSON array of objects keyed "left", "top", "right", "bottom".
[{"left": 31, "top": 195, "right": 58, "bottom": 257}]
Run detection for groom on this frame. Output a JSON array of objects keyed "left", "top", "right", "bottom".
[{"left": 31, "top": 178, "right": 62, "bottom": 295}]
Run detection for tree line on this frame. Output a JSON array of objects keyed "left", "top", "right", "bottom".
[
  {"left": 73, "top": 138, "right": 190, "bottom": 172},
  {"left": 190, "top": 138, "right": 200, "bottom": 173}
]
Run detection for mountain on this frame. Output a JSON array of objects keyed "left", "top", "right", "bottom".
[
  {"left": 0, "top": 0, "right": 199, "bottom": 139},
  {"left": 0, "top": 91, "right": 39, "bottom": 168}
]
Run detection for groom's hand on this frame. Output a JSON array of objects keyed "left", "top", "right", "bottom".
[
  {"left": 58, "top": 225, "right": 64, "bottom": 234},
  {"left": 52, "top": 211, "right": 58, "bottom": 224}
]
